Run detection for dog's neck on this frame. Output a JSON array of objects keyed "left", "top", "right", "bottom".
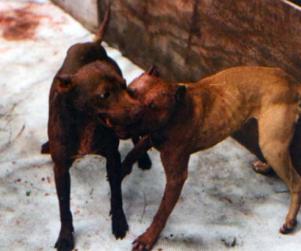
[{"left": 150, "top": 88, "right": 194, "bottom": 148}]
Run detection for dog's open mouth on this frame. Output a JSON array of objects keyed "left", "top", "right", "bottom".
[
  {"left": 97, "top": 115, "right": 114, "bottom": 128},
  {"left": 98, "top": 116, "right": 129, "bottom": 138},
  {"left": 104, "top": 117, "right": 113, "bottom": 128},
  {"left": 98, "top": 114, "right": 143, "bottom": 139}
]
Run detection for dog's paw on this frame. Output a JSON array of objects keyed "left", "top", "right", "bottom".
[
  {"left": 279, "top": 219, "right": 297, "bottom": 234},
  {"left": 252, "top": 160, "right": 272, "bottom": 175},
  {"left": 132, "top": 233, "right": 156, "bottom": 251},
  {"left": 138, "top": 154, "right": 152, "bottom": 170},
  {"left": 54, "top": 233, "right": 74, "bottom": 251},
  {"left": 112, "top": 209, "right": 129, "bottom": 239}
]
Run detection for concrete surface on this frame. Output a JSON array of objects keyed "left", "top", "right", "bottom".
[{"left": 0, "top": 1, "right": 301, "bottom": 251}]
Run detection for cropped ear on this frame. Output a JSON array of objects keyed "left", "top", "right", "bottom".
[
  {"left": 175, "top": 85, "right": 186, "bottom": 102},
  {"left": 55, "top": 74, "right": 74, "bottom": 93},
  {"left": 146, "top": 65, "right": 160, "bottom": 77}
]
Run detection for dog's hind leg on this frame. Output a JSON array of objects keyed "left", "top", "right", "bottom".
[{"left": 258, "top": 105, "right": 301, "bottom": 234}]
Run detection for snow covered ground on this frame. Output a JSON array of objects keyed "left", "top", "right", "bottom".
[{"left": 0, "top": 0, "right": 300, "bottom": 250}]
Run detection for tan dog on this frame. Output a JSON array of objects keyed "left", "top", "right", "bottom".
[{"left": 115, "top": 66, "right": 301, "bottom": 251}]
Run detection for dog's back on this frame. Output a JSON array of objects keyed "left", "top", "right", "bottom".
[
  {"left": 195, "top": 66, "right": 299, "bottom": 114},
  {"left": 185, "top": 66, "right": 301, "bottom": 150}
]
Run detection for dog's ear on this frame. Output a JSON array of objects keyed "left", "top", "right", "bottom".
[
  {"left": 175, "top": 85, "right": 186, "bottom": 102},
  {"left": 55, "top": 74, "right": 74, "bottom": 93},
  {"left": 147, "top": 65, "right": 160, "bottom": 77}
]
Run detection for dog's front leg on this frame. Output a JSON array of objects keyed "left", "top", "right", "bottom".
[
  {"left": 123, "top": 136, "right": 153, "bottom": 179},
  {"left": 106, "top": 150, "right": 129, "bottom": 239},
  {"left": 132, "top": 151, "right": 190, "bottom": 251},
  {"left": 132, "top": 136, "right": 152, "bottom": 170},
  {"left": 53, "top": 163, "right": 74, "bottom": 251}
]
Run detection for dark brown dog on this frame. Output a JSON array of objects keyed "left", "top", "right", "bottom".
[
  {"left": 113, "top": 66, "right": 301, "bottom": 251},
  {"left": 43, "top": 5, "right": 151, "bottom": 251}
]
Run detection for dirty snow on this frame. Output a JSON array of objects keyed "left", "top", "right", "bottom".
[{"left": 0, "top": 0, "right": 300, "bottom": 250}]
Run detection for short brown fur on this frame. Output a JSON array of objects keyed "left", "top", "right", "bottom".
[
  {"left": 119, "top": 66, "right": 301, "bottom": 251},
  {"left": 43, "top": 5, "right": 151, "bottom": 251}
]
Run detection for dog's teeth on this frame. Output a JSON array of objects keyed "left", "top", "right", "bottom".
[{"left": 105, "top": 118, "right": 113, "bottom": 127}]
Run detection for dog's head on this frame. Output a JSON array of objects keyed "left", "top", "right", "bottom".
[
  {"left": 124, "top": 66, "right": 186, "bottom": 136},
  {"left": 54, "top": 60, "right": 141, "bottom": 138}
]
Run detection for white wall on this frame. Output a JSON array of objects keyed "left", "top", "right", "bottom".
[{"left": 52, "top": 0, "right": 98, "bottom": 30}]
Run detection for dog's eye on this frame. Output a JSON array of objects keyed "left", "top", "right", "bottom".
[{"left": 98, "top": 92, "right": 110, "bottom": 100}]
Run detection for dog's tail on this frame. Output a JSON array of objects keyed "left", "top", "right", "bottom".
[{"left": 94, "top": 0, "right": 111, "bottom": 44}]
